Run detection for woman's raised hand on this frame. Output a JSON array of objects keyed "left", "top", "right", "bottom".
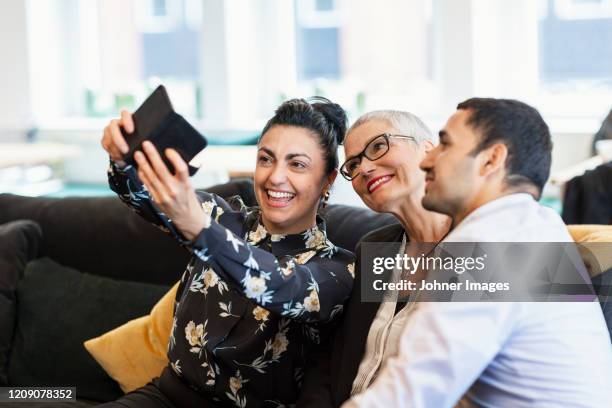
[
  {"left": 101, "top": 110, "right": 134, "bottom": 163},
  {"left": 102, "top": 110, "right": 207, "bottom": 240},
  {"left": 135, "top": 141, "right": 208, "bottom": 241}
]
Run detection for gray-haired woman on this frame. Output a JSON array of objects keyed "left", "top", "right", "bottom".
[{"left": 297, "top": 110, "right": 451, "bottom": 407}]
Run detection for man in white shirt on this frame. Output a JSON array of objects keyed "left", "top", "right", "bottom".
[{"left": 343, "top": 98, "right": 612, "bottom": 407}]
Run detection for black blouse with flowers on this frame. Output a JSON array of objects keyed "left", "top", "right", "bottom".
[{"left": 107, "top": 162, "right": 355, "bottom": 407}]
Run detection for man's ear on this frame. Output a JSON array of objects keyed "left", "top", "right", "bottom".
[{"left": 479, "top": 143, "right": 508, "bottom": 177}]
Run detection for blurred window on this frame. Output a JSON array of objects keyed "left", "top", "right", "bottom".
[{"left": 24, "top": 0, "right": 612, "bottom": 133}]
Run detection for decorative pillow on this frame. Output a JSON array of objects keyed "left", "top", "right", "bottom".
[
  {"left": 568, "top": 224, "right": 612, "bottom": 341},
  {"left": 84, "top": 283, "right": 178, "bottom": 393},
  {"left": 0, "top": 220, "right": 42, "bottom": 385},
  {"left": 568, "top": 224, "right": 612, "bottom": 277},
  {"left": 568, "top": 224, "right": 612, "bottom": 244},
  {"left": 8, "top": 258, "right": 169, "bottom": 402}
]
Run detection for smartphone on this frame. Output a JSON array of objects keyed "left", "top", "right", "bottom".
[{"left": 122, "top": 85, "right": 207, "bottom": 176}]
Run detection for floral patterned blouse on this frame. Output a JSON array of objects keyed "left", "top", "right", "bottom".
[{"left": 107, "top": 162, "right": 355, "bottom": 407}]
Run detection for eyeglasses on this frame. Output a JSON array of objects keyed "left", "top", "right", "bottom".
[{"left": 340, "top": 133, "right": 416, "bottom": 180}]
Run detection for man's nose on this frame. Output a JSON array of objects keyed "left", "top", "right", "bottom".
[{"left": 420, "top": 148, "right": 436, "bottom": 171}]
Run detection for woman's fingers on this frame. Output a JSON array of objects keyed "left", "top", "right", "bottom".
[
  {"left": 135, "top": 150, "right": 171, "bottom": 203},
  {"left": 142, "top": 141, "right": 176, "bottom": 188},
  {"left": 101, "top": 111, "right": 134, "bottom": 162},
  {"left": 101, "top": 126, "right": 111, "bottom": 154},
  {"left": 165, "top": 148, "right": 190, "bottom": 183},
  {"left": 137, "top": 167, "right": 161, "bottom": 204},
  {"left": 120, "top": 110, "right": 135, "bottom": 134},
  {"left": 103, "top": 123, "right": 122, "bottom": 161},
  {"left": 109, "top": 119, "right": 129, "bottom": 156}
]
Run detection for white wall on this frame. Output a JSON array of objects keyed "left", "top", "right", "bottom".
[
  {"left": 550, "top": 132, "right": 594, "bottom": 174},
  {"left": 0, "top": 0, "right": 31, "bottom": 141}
]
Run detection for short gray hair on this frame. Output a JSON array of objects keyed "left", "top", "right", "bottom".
[{"left": 347, "top": 110, "right": 437, "bottom": 145}]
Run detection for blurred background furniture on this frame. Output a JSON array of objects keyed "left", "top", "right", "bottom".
[
  {"left": 562, "top": 162, "right": 612, "bottom": 225},
  {"left": 0, "top": 142, "right": 81, "bottom": 196}
]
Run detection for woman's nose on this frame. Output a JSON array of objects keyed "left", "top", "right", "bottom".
[
  {"left": 268, "top": 164, "right": 288, "bottom": 184},
  {"left": 359, "top": 157, "right": 376, "bottom": 176}
]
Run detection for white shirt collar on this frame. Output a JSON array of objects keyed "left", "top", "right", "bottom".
[{"left": 444, "top": 193, "right": 540, "bottom": 243}]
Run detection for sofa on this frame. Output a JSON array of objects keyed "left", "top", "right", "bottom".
[
  {"left": 0, "top": 179, "right": 609, "bottom": 406},
  {"left": 0, "top": 179, "right": 395, "bottom": 406}
]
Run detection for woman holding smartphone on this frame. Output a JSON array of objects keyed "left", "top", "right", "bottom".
[{"left": 99, "top": 97, "right": 354, "bottom": 407}]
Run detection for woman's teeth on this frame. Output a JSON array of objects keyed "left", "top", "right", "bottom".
[
  {"left": 267, "top": 190, "right": 295, "bottom": 199},
  {"left": 369, "top": 176, "right": 391, "bottom": 192}
]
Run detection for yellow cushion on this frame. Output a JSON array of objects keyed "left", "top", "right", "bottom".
[
  {"left": 84, "top": 282, "right": 177, "bottom": 393},
  {"left": 567, "top": 225, "right": 612, "bottom": 278},
  {"left": 567, "top": 224, "right": 612, "bottom": 243}
]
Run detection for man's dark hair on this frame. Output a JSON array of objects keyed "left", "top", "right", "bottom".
[{"left": 457, "top": 97, "right": 553, "bottom": 196}]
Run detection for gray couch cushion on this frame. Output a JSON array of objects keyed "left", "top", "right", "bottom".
[
  {"left": 8, "top": 258, "right": 170, "bottom": 402},
  {"left": 0, "top": 179, "right": 256, "bottom": 286},
  {"left": 0, "top": 220, "right": 42, "bottom": 385}
]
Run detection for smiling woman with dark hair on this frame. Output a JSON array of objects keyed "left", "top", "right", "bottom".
[{"left": 98, "top": 97, "right": 354, "bottom": 407}]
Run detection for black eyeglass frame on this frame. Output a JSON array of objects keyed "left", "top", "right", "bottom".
[{"left": 340, "top": 133, "right": 416, "bottom": 180}]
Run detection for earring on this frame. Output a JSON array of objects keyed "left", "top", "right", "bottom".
[{"left": 322, "top": 190, "right": 331, "bottom": 209}]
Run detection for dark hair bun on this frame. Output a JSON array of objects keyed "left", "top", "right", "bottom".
[
  {"left": 309, "top": 96, "right": 348, "bottom": 145},
  {"left": 260, "top": 96, "right": 348, "bottom": 175}
]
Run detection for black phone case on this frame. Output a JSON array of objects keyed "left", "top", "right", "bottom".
[{"left": 122, "top": 85, "right": 207, "bottom": 176}]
